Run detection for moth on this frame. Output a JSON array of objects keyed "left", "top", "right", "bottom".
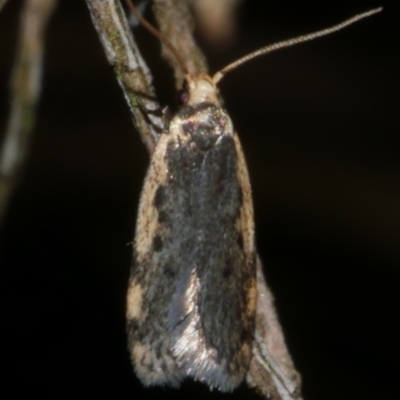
[{"left": 125, "top": 2, "right": 381, "bottom": 398}]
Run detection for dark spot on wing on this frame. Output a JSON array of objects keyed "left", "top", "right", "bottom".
[
  {"left": 222, "top": 257, "right": 234, "bottom": 278},
  {"left": 192, "top": 123, "right": 218, "bottom": 151},
  {"left": 153, "top": 235, "right": 163, "bottom": 252},
  {"left": 127, "top": 318, "right": 139, "bottom": 334},
  {"left": 155, "top": 343, "right": 162, "bottom": 359},
  {"left": 146, "top": 360, "right": 155, "bottom": 372},
  {"left": 153, "top": 185, "right": 165, "bottom": 209},
  {"left": 182, "top": 121, "right": 195, "bottom": 135},
  {"left": 158, "top": 210, "right": 168, "bottom": 224},
  {"left": 217, "top": 158, "right": 228, "bottom": 193},
  {"left": 236, "top": 232, "right": 244, "bottom": 250},
  {"left": 161, "top": 361, "right": 169, "bottom": 373},
  {"left": 240, "top": 326, "right": 252, "bottom": 343},
  {"left": 163, "top": 263, "right": 176, "bottom": 279},
  {"left": 237, "top": 187, "right": 243, "bottom": 206},
  {"left": 128, "top": 318, "right": 145, "bottom": 341}
]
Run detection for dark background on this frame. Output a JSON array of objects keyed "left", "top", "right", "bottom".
[{"left": 0, "top": 0, "right": 398, "bottom": 399}]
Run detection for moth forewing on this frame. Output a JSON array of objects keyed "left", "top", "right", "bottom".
[{"left": 127, "top": 75, "right": 257, "bottom": 391}]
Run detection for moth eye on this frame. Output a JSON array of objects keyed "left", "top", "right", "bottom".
[{"left": 177, "top": 80, "right": 189, "bottom": 104}]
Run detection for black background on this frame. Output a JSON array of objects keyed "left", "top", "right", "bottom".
[{"left": 0, "top": 1, "right": 398, "bottom": 399}]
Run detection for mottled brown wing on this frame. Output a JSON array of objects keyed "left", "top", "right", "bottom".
[{"left": 127, "top": 102, "right": 257, "bottom": 391}]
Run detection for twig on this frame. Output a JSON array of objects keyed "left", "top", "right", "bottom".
[
  {"left": 152, "top": 0, "right": 208, "bottom": 86},
  {"left": 247, "top": 258, "right": 302, "bottom": 399},
  {"left": 191, "top": 0, "right": 243, "bottom": 47},
  {"left": 85, "top": 0, "right": 165, "bottom": 153},
  {"left": 0, "top": 0, "right": 57, "bottom": 222},
  {"left": 0, "top": 0, "right": 9, "bottom": 11}
]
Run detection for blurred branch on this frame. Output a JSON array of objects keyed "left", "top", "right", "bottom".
[
  {"left": 0, "top": 0, "right": 10, "bottom": 11},
  {"left": 85, "top": 0, "right": 165, "bottom": 154},
  {"left": 191, "top": 0, "right": 243, "bottom": 47},
  {"left": 0, "top": 0, "right": 56, "bottom": 222},
  {"left": 0, "top": 0, "right": 8, "bottom": 11},
  {"left": 152, "top": 0, "right": 208, "bottom": 86},
  {"left": 247, "top": 258, "right": 303, "bottom": 400}
]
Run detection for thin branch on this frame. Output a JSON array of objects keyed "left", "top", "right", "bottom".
[
  {"left": 125, "top": 0, "right": 188, "bottom": 75},
  {"left": 191, "top": 0, "right": 243, "bottom": 47},
  {"left": 0, "top": 0, "right": 56, "bottom": 222},
  {"left": 0, "top": 0, "right": 9, "bottom": 11},
  {"left": 247, "top": 258, "right": 303, "bottom": 399},
  {"left": 152, "top": 0, "right": 208, "bottom": 86},
  {"left": 85, "top": 0, "right": 165, "bottom": 153}
]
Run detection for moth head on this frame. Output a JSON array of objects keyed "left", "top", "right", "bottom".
[{"left": 178, "top": 74, "right": 219, "bottom": 106}]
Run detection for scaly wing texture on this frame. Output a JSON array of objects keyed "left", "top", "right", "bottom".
[{"left": 127, "top": 103, "right": 257, "bottom": 391}]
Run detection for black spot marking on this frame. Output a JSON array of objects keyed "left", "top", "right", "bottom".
[
  {"left": 236, "top": 232, "right": 244, "bottom": 250},
  {"left": 163, "top": 264, "right": 176, "bottom": 279},
  {"left": 158, "top": 210, "right": 168, "bottom": 224},
  {"left": 155, "top": 343, "right": 162, "bottom": 359},
  {"left": 222, "top": 258, "right": 234, "bottom": 278},
  {"left": 182, "top": 121, "right": 195, "bottom": 135},
  {"left": 217, "top": 159, "right": 228, "bottom": 193},
  {"left": 129, "top": 319, "right": 146, "bottom": 342},
  {"left": 237, "top": 187, "right": 243, "bottom": 206},
  {"left": 127, "top": 318, "right": 139, "bottom": 334},
  {"left": 161, "top": 361, "right": 169, "bottom": 373},
  {"left": 192, "top": 123, "right": 218, "bottom": 151},
  {"left": 240, "top": 327, "right": 251, "bottom": 343},
  {"left": 146, "top": 360, "right": 155, "bottom": 372},
  {"left": 153, "top": 235, "right": 163, "bottom": 252},
  {"left": 192, "top": 102, "right": 217, "bottom": 114},
  {"left": 153, "top": 186, "right": 165, "bottom": 209}
]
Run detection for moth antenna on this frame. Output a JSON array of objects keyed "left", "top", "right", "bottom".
[
  {"left": 212, "top": 7, "right": 382, "bottom": 84},
  {"left": 124, "top": 0, "right": 188, "bottom": 75}
]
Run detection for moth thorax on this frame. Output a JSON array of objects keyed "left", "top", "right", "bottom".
[{"left": 184, "top": 74, "right": 220, "bottom": 106}]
